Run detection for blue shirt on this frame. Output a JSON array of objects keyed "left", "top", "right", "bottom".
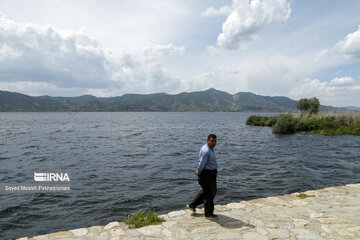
[{"left": 197, "top": 143, "right": 217, "bottom": 175}]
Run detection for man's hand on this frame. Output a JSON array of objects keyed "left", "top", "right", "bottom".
[{"left": 195, "top": 170, "right": 198, "bottom": 176}]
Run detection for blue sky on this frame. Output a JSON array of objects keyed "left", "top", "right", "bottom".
[{"left": 0, "top": 0, "right": 359, "bottom": 107}]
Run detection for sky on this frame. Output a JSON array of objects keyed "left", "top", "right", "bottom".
[{"left": 0, "top": 0, "right": 359, "bottom": 107}]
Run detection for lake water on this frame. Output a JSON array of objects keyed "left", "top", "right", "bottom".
[{"left": 0, "top": 112, "right": 359, "bottom": 239}]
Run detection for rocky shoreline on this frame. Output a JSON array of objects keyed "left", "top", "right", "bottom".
[{"left": 17, "top": 183, "right": 360, "bottom": 240}]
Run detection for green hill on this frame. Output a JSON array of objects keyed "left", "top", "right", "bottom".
[
  {"left": 0, "top": 90, "right": 67, "bottom": 111},
  {"left": 0, "top": 88, "right": 353, "bottom": 112}
]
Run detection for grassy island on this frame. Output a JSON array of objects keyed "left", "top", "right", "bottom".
[{"left": 246, "top": 112, "right": 360, "bottom": 135}]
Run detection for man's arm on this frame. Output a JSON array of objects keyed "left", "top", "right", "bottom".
[{"left": 197, "top": 149, "right": 209, "bottom": 175}]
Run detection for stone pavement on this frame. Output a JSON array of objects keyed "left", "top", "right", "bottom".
[{"left": 18, "top": 183, "right": 360, "bottom": 240}]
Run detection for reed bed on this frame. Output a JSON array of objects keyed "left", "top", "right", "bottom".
[{"left": 246, "top": 111, "right": 360, "bottom": 135}]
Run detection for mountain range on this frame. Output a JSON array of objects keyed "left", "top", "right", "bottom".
[{"left": 0, "top": 88, "right": 355, "bottom": 112}]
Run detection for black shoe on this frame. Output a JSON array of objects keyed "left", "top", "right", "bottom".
[
  {"left": 205, "top": 214, "right": 218, "bottom": 220},
  {"left": 186, "top": 204, "right": 196, "bottom": 213}
]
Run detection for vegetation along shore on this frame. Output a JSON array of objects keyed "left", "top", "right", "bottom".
[{"left": 246, "top": 97, "right": 360, "bottom": 135}]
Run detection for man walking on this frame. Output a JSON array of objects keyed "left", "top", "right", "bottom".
[{"left": 187, "top": 134, "right": 218, "bottom": 219}]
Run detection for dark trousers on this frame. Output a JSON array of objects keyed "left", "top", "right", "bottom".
[{"left": 189, "top": 169, "right": 217, "bottom": 216}]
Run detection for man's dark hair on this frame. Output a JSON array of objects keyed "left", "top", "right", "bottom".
[{"left": 207, "top": 134, "right": 217, "bottom": 140}]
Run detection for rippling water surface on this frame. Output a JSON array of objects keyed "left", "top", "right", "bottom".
[{"left": 0, "top": 112, "right": 359, "bottom": 239}]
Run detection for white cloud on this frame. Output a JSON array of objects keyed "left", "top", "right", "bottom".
[
  {"left": 0, "top": 11, "right": 184, "bottom": 96},
  {"left": 289, "top": 77, "right": 360, "bottom": 107},
  {"left": 203, "top": 0, "right": 291, "bottom": 49},
  {"left": 0, "top": 43, "right": 21, "bottom": 61},
  {"left": 0, "top": 1, "right": 190, "bottom": 53},
  {"left": 329, "top": 76, "right": 356, "bottom": 86},
  {"left": 233, "top": 54, "right": 315, "bottom": 95},
  {"left": 201, "top": 5, "right": 232, "bottom": 17},
  {"left": 142, "top": 43, "right": 185, "bottom": 62},
  {"left": 316, "top": 25, "right": 360, "bottom": 62},
  {"left": 206, "top": 45, "right": 219, "bottom": 56},
  {"left": 183, "top": 52, "right": 318, "bottom": 96}
]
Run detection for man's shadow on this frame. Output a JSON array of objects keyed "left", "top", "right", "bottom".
[{"left": 190, "top": 213, "right": 255, "bottom": 229}]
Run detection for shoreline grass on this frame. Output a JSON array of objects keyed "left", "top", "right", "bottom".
[
  {"left": 123, "top": 209, "right": 165, "bottom": 229},
  {"left": 246, "top": 112, "right": 360, "bottom": 135},
  {"left": 297, "top": 193, "right": 315, "bottom": 199}
]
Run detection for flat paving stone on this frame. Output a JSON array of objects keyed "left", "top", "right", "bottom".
[{"left": 19, "top": 183, "right": 360, "bottom": 240}]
